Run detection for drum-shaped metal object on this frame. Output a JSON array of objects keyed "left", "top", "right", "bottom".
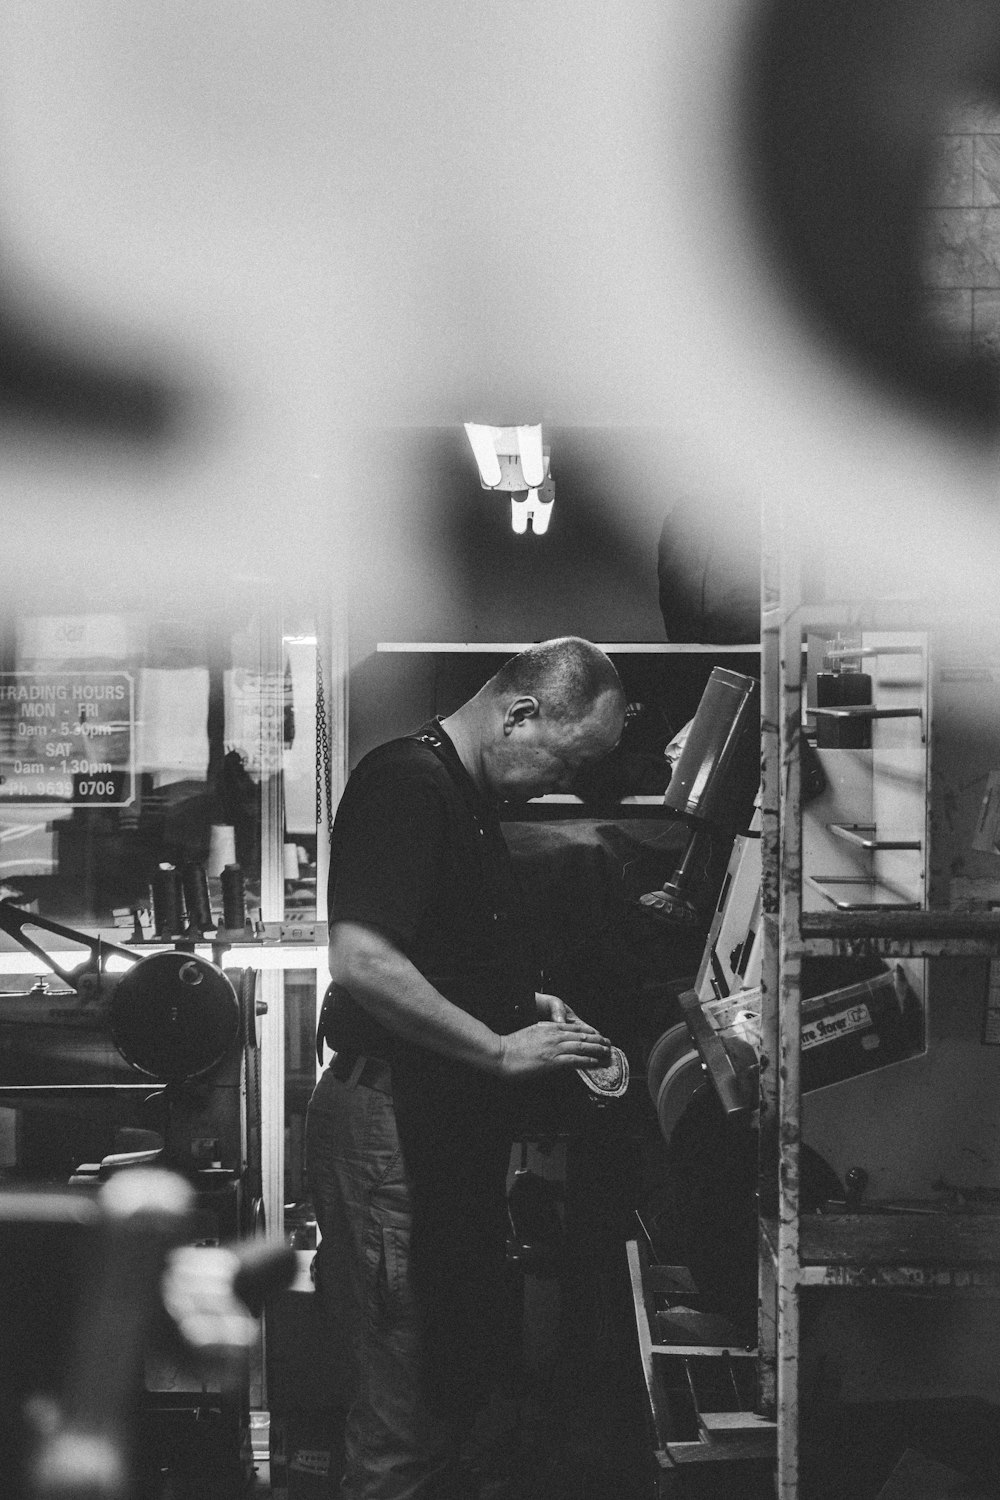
[
  {"left": 110, "top": 951, "right": 241, "bottom": 1083},
  {"left": 656, "top": 1049, "right": 709, "bottom": 1150},
  {"left": 645, "top": 1022, "right": 693, "bottom": 1106}
]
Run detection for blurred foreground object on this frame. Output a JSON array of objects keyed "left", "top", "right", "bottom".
[
  {"left": 745, "top": 0, "right": 1000, "bottom": 429},
  {"left": 0, "top": 1171, "right": 293, "bottom": 1500},
  {"left": 0, "top": 1, "right": 998, "bottom": 616}
]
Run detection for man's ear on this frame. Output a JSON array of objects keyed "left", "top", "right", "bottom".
[{"left": 503, "top": 695, "right": 540, "bottom": 734}]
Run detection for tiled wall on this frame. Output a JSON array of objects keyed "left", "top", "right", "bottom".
[{"left": 924, "top": 100, "right": 1000, "bottom": 363}]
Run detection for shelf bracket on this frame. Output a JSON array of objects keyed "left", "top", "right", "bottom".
[
  {"left": 828, "top": 823, "right": 922, "bottom": 852},
  {"left": 805, "top": 876, "right": 922, "bottom": 912}
]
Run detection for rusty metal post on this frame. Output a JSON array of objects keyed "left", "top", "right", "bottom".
[
  {"left": 776, "top": 510, "right": 804, "bottom": 1500},
  {"left": 758, "top": 491, "right": 781, "bottom": 1423}
]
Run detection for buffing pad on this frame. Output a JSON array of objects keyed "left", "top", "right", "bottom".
[{"left": 576, "top": 1045, "right": 629, "bottom": 1099}]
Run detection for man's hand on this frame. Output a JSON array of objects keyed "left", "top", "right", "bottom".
[
  {"left": 496, "top": 1020, "right": 612, "bottom": 1078},
  {"left": 535, "top": 991, "right": 567, "bottom": 1023},
  {"left": 535, "top": 992, "right": 593, "bottom": 1028}
]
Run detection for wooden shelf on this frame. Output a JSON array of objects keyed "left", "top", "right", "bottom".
[
  {"left": 375, "top": 641, "right": 761, "bottom": 653},
  {"left": 828, "top": 823, "right": 921, "bottom": 852},
  {"left": 761, "top": 1210, "right": 1000, "bottom": 1288},
  {"left": 822, "top": 645, "right": 925, "bottom": 660},
  {"left": 0, "top": 1083, "right": 156, "bottom": 1097},
  {"left": 0, "top": 925, "right": 329, "bottom": 971},
  {"left": 800, "top": 908, "right": 1000, "bottom": 957},
  {"left": 811, "top": 705, "right": 922, "bottom": 721},
  {"left": 805, "top": 876, "right": 922, "bottom": 912},
  {"left": 526, "top": 793, "right": 665, "bottom": 805}
]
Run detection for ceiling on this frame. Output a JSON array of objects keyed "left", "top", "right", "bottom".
[{"left": 0, "top": 1, "right": 997, "bottom": 629}]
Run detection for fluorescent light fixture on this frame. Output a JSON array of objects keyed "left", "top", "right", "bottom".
[
  {"left": 465, "top": 421, "right": 554, "bottom": 533},
  {"left": 511, "top": 487, "right": 554, "bottom": 536},
  {"left": 464, "top": 422, "right": 549, "bottom": 490},
  {"left": 526, "top": 487, "right": 554, "bottom": 535},
  {"left": 464, "top": 423, "right": 503, "bottom": 488},
  {"left": 516, "top": 425, "right": 545, "bottom": 488}
]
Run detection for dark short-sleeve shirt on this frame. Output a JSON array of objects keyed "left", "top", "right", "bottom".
[
  {"left": 321, "top": 723, "right": 538, "bottom": 1404},
  {"left": 324, "top": 720, "right": 536, "bottom": 1059}
]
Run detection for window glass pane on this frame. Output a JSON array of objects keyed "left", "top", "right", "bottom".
[
  {"left": 284, "top": 967, "right": 319, "bottom": 1249},
  {"left": 0, "top": 600, "right": 319, "bottom": 936},
  {"left": 281, "top": 625, "right": 319, "bottom": 927},
  {"left": 0, "top": 597, "right": 324, "bottom": 1253}
]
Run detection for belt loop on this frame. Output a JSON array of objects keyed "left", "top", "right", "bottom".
[{"left": 346, "top": 1054, "right": 367, "bottom": 1089}]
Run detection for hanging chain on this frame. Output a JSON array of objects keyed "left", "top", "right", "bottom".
[{"left": 315, "top": 648, "right": 334, "bottom": 841}]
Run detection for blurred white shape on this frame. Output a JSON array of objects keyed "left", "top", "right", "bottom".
[
  {"left": 515, "top": 424, "right": 545, "bottom": 488},
  {"left": 161, "top": 1244, "right": 258, "bottom": 1376},
  {"left": 135, "top": 668, "right": 209, "bottom": 786},
  {"left": 464, "top": 421, "right": 550, "bottom": 491},
  {"left": 464, "top": 422, "right": 503, "bottom": 487},
  {"left": 510, "top": 485, "right": 554, "bottom": 535},
  {"left": 525, "top": 485, "right": 553, "bottom": 535},
  {"left": 510, "top": 493, "right": 529, "bottom": 534},
  {"left": 0, "top": 2, "right": 995, "bottom": 653}
]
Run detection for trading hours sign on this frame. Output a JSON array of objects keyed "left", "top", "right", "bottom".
[{"left": 0, "top": 672, "right": 135, "bottom": 806}]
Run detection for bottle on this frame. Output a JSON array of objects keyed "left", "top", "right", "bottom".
[
  {"left": 221, "top": 863, "right": 247, "bottom": 932},
  {"left": 815, "top": 638, "right": 872, "bottom": 749}
]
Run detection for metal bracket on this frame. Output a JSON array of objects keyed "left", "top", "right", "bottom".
[{"left": 0, "top": 899, "right": 138, "bottom": 991}]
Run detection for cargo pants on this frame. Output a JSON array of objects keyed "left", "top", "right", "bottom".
[{"left": 305, "top": 1064, "right": 465, "bottom": 1500}]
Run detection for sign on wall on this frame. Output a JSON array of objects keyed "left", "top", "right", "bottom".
[{"left": 0, "top": 671, "right": 135, "bottom": 806}]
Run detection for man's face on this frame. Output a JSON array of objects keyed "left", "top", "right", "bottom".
[{"left": 486, "top": 690, "right": 625, "bottom": 802}]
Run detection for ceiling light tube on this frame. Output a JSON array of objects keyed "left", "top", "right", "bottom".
[
  {"left": 527, "top": 489, "right": 553, "bottom": 535},
  {"left": 510, "top": 494, "right": 529, "bottom": 534},
  {"left": 516, "top": 425, "right": 545, "bottom": 489},
  {"left": 464, "top": 423, "right": 502, "bottom": 488}
]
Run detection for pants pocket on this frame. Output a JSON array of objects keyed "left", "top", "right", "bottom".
[
  {"left": 366, "top": 1214, "right": 415, "bottom": 1328},
  {"left": 380, "top": 1223, "right": 411, "bottom": 1319}
]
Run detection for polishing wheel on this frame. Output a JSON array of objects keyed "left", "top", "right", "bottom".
[
  {"left": 110, "top": 950, "right": 241, "bottom": 1083},
  {"left": 656, "top": 1049, "right": 709, "bottom": 1149},
  {"left": 646, "top": 1022, "right": 693, "bottom": 1105}
]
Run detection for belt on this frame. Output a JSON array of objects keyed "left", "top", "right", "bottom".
[{"left": 329, "top": 1051, "right": 392, "bottom": 1094}]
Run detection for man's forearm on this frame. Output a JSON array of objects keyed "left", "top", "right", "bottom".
[
  {"left": 329, "top": 920, "right": 502, "bottom": 1073},
  {"left": 328, "top": 921, "right": 613, "bottom": 1081}
]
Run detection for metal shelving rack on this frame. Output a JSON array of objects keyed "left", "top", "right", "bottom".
[{"left": 759, "top": 517, "right": 1000, "bottom": 1497}]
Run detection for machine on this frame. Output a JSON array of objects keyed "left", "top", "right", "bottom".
[{"left": 0, "top": 899, "right": 267, "bottom": 1498}]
